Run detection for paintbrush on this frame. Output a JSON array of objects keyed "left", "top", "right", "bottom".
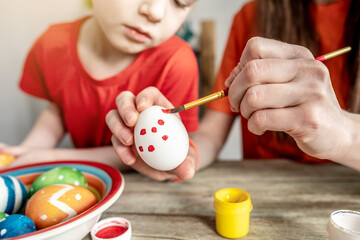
[{"left": 166, "top": 46, "right": 351, "bottom": 114}]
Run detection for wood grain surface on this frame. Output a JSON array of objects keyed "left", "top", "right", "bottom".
[{"left": 84, "top": 160, "right": 360, "bottom": 240}]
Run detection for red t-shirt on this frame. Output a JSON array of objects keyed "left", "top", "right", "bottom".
[
  {"left": 208, "top": 0, "right": 350, "bottom": 162},
  {"left": 20, "top": 18, "right": 199, "bottom": 148}
]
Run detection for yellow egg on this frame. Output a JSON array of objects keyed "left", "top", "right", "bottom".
[
  {"left": 0, "top": 154, "right": 14, "bottom": 168},
  {"left": 25, "top": 184, "right": 97, "bottom": 229}
]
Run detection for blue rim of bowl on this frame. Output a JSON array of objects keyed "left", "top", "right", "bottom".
[{"left": 0, "top": 161, "right": 124, "bottom": 240}]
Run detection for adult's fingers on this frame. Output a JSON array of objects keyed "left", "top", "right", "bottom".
[
  {"left": 247, "top": 107, "right": 301, "bottom": 136},
  {"left": 240, "top": 82, "right": 301, "bottom": 119},
  {"left": 228, "top": 58, "right": 304, "bottom": 113},
  {"left": 238, "top": 59, "right": 327, "bottom": 118},
  {"left": 225, "top": 37, "right": 314, "bottom": 87}
]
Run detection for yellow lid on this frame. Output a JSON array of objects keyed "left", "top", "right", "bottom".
[{"left": 214, "top": 188, "right": 252, "bottom": 214}]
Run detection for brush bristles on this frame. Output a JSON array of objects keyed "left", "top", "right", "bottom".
[{"left": 170, "top": 105, "right": 185, "bottom": 114}]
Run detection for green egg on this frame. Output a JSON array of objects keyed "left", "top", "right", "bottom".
[
  {"left": 87, "top": 185, "right": 102, "bottom": 201},
  {"left": 28, "top": 167, "right": 87, "bottom": 197},
  {"left": 0, "top": 212, "right": 8, "bottom": 220}
]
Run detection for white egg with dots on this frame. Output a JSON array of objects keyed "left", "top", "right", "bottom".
[{"left": 134, "top": 105, "right": 189, "bottom": 171}]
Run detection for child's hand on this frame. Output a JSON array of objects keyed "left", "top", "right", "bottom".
[
  {"left": 0, "top": 142, "right": 31, "bottom": 158},
  {"left": 0, "top": 143, "right": 33, "bottom": 169},
  {"left": 106, "top": 87, "right": 198, "bottom": 181},
  {"left": 0, "top": 144, "right": 57, "bottom": 169}
]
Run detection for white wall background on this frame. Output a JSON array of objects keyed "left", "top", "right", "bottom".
[{"left": 0, "top": 0, "right": 248, "bottom": 160}]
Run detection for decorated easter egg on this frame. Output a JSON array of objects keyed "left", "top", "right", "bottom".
[
  {"left": 0, "top": 176, "right": 27, "bottom": 214},
  {"left": 0, "top": 214, "right": 36, "bottom": 239},
  {"left": 87, "top": 185, "right": 101, "bottom": 201},
  {"left": 134, "top": 105, "right": 189, "bottom": 171},
  {"left": 29, "top": 166, "right": 87, "bottom": 197},
  {"left": 0, "top": 154, "right": 14, "bottom": 169},
  {"left": 0, "top": 213, "right": 7, "bottom": 221},
  {"left": 25, "top": 184, "right": 97, "bottom": 229}
]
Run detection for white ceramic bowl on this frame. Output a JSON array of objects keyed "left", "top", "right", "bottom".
[{"left": 0, "top": 161, "right": 124, "bottom": 240}]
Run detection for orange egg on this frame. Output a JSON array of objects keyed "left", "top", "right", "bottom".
[{"left": 25, "top": 184, "right": 98, "bottom": 229}]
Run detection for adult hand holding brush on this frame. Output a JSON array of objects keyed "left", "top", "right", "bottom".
[{"left": 223, "top": 37, "right": 359, "bottom": 170}]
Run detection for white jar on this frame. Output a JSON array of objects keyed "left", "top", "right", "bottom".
[{"left": 327, "top": 210, "right": 360, "bottom": 240}]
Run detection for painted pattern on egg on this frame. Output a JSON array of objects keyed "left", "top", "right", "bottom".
[
  {"left": 28, "top": 166, "right": 87, "bottom": 197},
  {"left": 134, "top": 105, "right": 189, "bottom": 171},
  {"left": 0, "top": 214, "right": 36, "bottom": 239},
  {"left": 138, "top": 120, "right": 168, "bottom": 153},
  {"left": 0, "top": 213, "right": 7, "bottom": 221},
  {"left": 0, "top": 176, "right": 27, "bottom": 214},
  {"left": 25, "top": 184, "right": 97, "bottom": 229}
]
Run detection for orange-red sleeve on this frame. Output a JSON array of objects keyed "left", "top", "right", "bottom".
[
  {"left": 208, "top": 2, "right": 256, "bottom": 115},
  {"left": 19, "top": 30, "right": 53, "bottom": 102}
]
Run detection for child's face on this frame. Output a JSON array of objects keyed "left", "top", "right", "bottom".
[{"left": 92, "top": 0, "right": 195, "bottom": 54}]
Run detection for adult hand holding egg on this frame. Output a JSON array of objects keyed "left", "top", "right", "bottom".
[{"left": 106, "top": 87, "right": 198, "bottom": 181}]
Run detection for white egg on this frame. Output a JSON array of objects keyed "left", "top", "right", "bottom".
[{"left": 134, "top": 105, "right": 189, "bottom": 171}]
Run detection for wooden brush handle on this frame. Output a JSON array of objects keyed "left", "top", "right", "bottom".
[{"left": 184, "top": 89, "right": 228, "bottom": 110}]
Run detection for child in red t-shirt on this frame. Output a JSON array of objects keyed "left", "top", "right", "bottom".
[{"left": 0, "top": 0, "right": 199, "bottom": 171}]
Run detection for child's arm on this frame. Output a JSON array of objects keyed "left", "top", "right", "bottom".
[
  {"left": 0, "top": 103, "right": 65, "bottom": 159},
  {"left": 4, "top": 103, "right": 130, "bottom": 170},
  {"left": 21, "top": 102, "right": 65, "bottom": 148},
  {"left": 191, "top": 109, "right": 235, "bottom": 170},
  {"left": 2, "top": 103, "right": 129, "bottom": 170},
  {"left": 6, "top": 145, "right": 130, "bottom": 171}
]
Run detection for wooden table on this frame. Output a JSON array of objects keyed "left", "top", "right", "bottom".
[{"left": 84, "top": 160, "right": 360, "bottom": 240}]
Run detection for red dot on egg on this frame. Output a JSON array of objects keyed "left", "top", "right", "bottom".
[
  {"left": 139, "top": 146, "right": 144, "bottom": 152},
  {"left": 148, "top": 145, "right": 155, "bottom": 152},
  {"left": 158, "top": 119, "right": 165, "bottom": 125},
  {"left": 162, "top": 135, "right": 168, "bottom": 141},
  {"left": 140, "top": 129, "right": 146, "bottom": 135},
  {"left": 151, "top": 127, "right": 157, "bottom": 133}
]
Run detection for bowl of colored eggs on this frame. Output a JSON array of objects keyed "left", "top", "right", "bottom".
[{"left": 0, "top": 161, "right": 124, "bottom": 240}]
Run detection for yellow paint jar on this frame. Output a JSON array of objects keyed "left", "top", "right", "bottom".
[
  {"left": 0, "top": 154, "right": 14, "bottom": 168},
  {"left": 214, "top": 188, "right": 252, "bottom": 239}
]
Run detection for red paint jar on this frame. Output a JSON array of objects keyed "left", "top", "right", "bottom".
[{"left": 91, "top": 217, "right": 131, "bottom": 240}]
